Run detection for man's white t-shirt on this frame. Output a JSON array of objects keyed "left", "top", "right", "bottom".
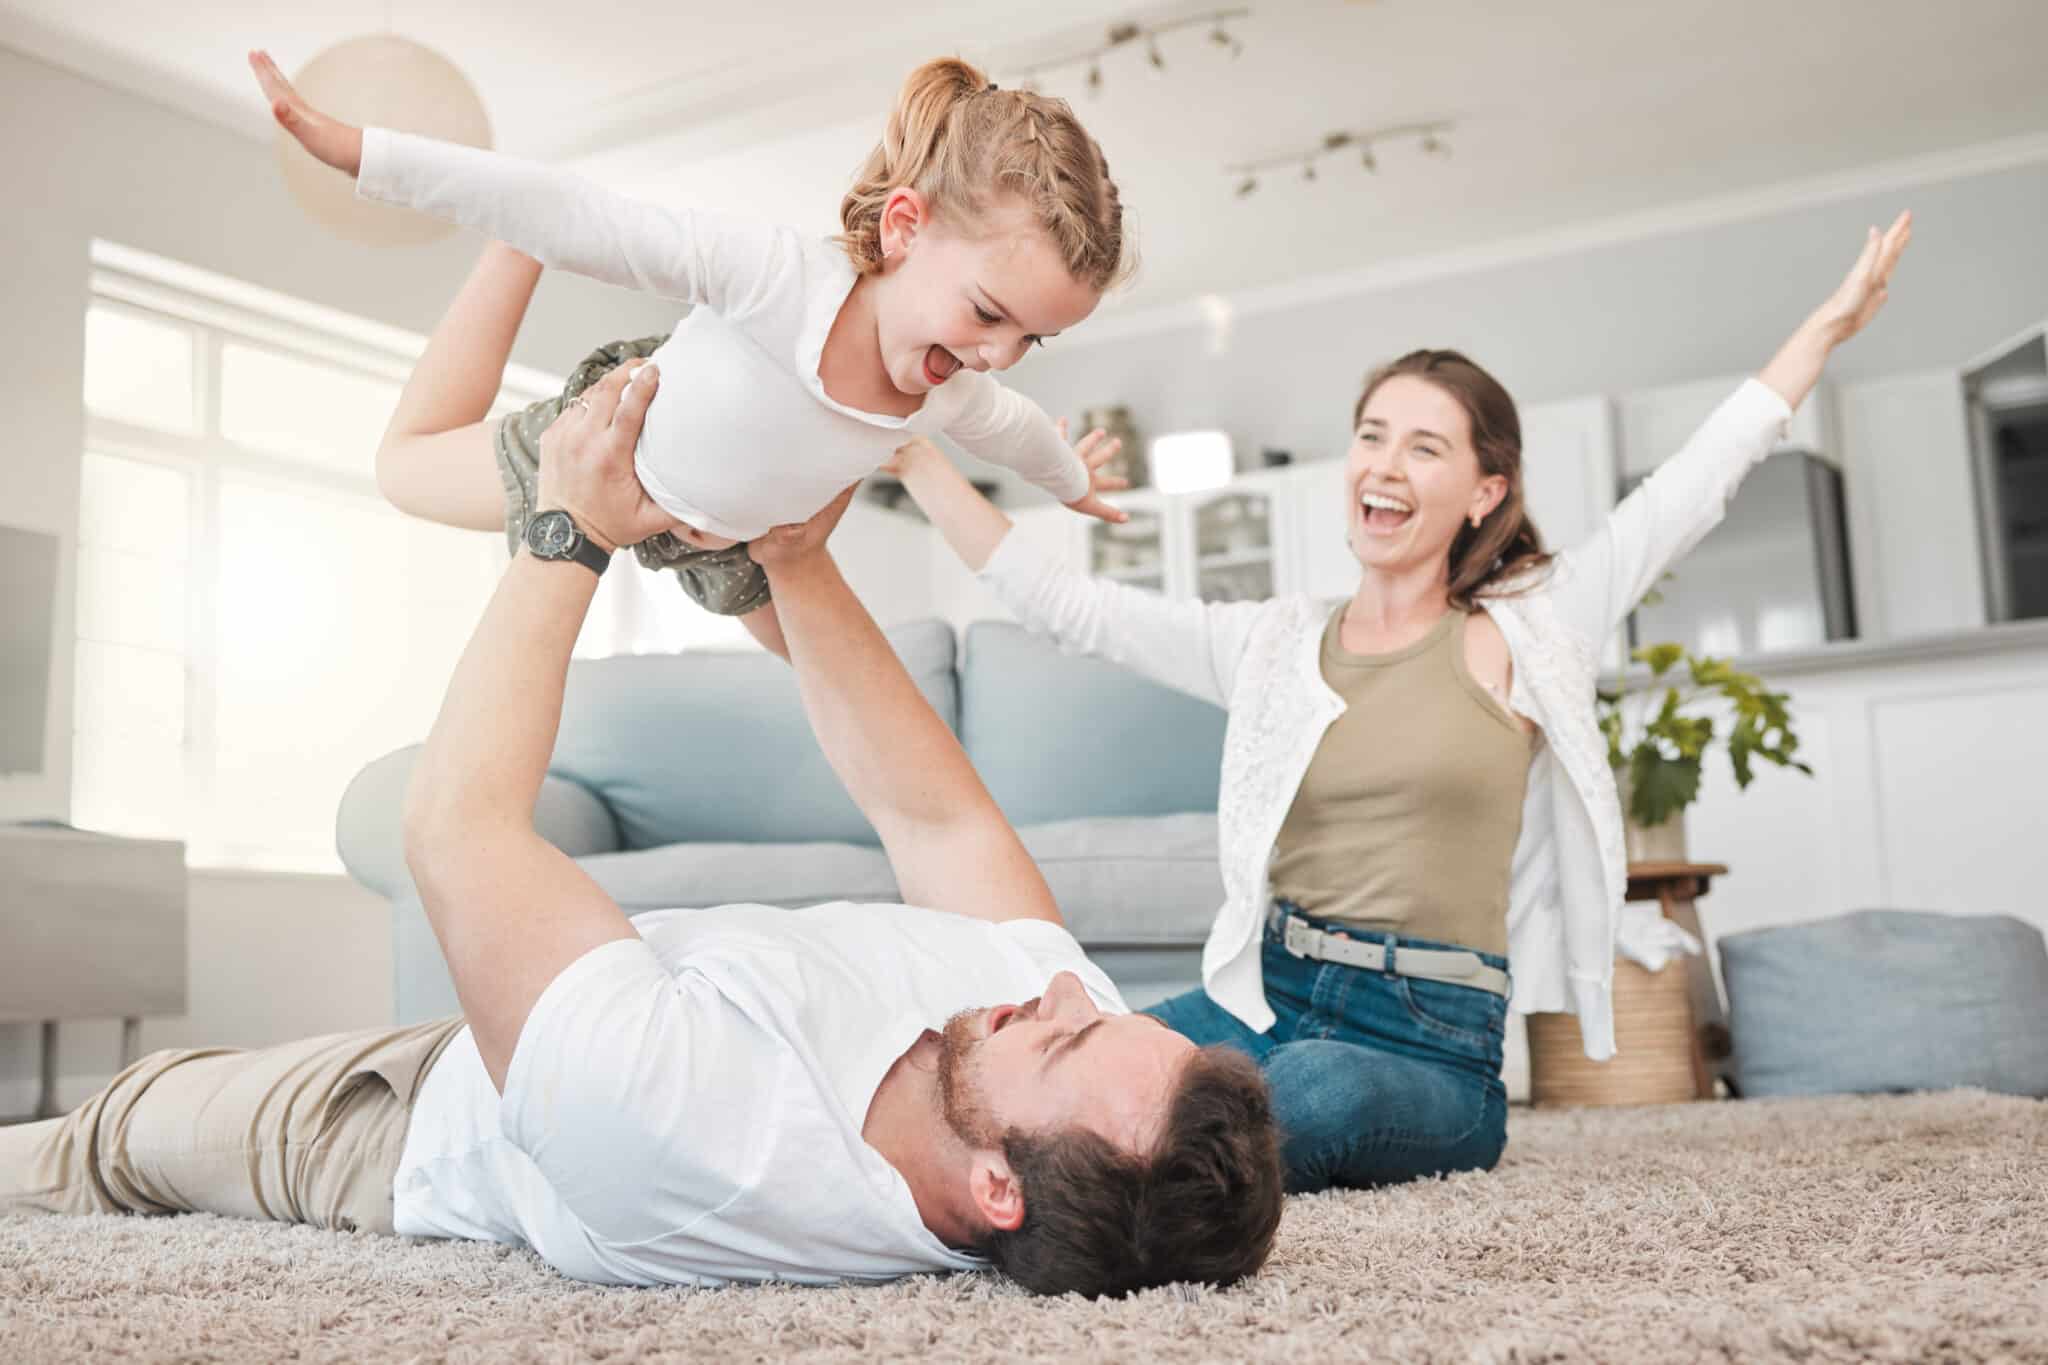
[{"left": 391, "top": 903, "right": 1127, "bottom": 1288}]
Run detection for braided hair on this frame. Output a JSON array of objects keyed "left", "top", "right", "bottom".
[{"left": 837, "top": 57, "right": 1134, "bottom": 291}]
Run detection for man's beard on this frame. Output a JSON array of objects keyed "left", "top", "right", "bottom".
[{"left": 936, "top": 1008, "right": 1004, "bottom": 1149}]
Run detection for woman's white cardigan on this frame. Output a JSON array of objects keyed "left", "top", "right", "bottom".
[{"left": 979, "top": 379, "right": 1793, "bottom": 1059}]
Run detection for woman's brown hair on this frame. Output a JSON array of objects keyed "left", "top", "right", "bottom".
[
  {"left": 837, "top": 56, "right": 1134, "bottom": 292},
  {"left": 1353, "top": 349, "right": 1554, "bottom": 608}
]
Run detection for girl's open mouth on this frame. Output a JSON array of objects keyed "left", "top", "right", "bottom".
[{"left": 923, "top": 345, "right": 962, "bottom": 387}]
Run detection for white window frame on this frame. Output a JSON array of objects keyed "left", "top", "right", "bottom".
[{"left": 76, "top": 241, "right": 559, "bottom": 871}]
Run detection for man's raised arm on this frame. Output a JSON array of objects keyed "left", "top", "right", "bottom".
[
  {"left": 402, "top": 359, "right": 679, "bottom": 1089},
  {"left": 751, "top": 498, "right": 1061, "bottom": 927}
]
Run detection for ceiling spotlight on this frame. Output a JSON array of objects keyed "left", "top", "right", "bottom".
[
  {"left": 1235, "top": 176, "right": 1258, "bottom": 198},
  {"left": 1302, "top": 160, "right": 1317, "bottom": 182},
  {"left": 1360, "top": 146, "right": 1378, "bottom": 172},
  {"left": 1209, "top": 23, "right": 1243, "bottom": 57},
  {"left": 1421, "top": 131, "right": 1450, "bottom": 158},
  {"left": 1322, "top": 131, "right": 1354, "bottom": 151},
  {"left": 1086, "top": 62, "right": 1103, "bottom": 95},
  {"left": 1148, "top": 35, "right": 1166, "bottom": 69}
]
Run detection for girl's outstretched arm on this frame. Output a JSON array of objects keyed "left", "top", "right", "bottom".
[
  {"left": 250, "top": 50, "right": 363, "bottom": 175},
  {"left": 249, "top": 50, "right": 789, "bottom": 312}
]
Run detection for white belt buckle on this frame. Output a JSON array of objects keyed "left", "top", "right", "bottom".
[{"left": 1285, "top": 917, "right": 1327, "bottom": 963}]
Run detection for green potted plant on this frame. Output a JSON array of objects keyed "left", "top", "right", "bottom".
[{"left": 1596, "top": 643, "right": 1812, "bottom": 863}]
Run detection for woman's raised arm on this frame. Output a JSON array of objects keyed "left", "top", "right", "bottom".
[
  {"left": 1758, "top": 211, "right": 1913, "bottom": 410},
  {"left": 1551, "top": 212, "right": 1913, "bottom": 639},
  {"left": 892, "top": 435, "right": 1266, "bottom": 710}
]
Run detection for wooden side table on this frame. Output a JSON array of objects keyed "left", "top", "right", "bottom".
[
  {"left": 1527, "top": 860, "right": 1728, "bottom": 1106},
  {"left": 1627, "top": 861, "right": 1730, "bottom": 1098},
  {"left": 0, "top": 826, "right": 187, "bottom": 1120}
]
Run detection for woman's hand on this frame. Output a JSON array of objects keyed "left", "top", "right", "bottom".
[
  {"left": 748, "top": 484, "right": 861, "bottom": 570},
  {"left": 534, "top": 361, "right": 677, "bottom": 554},
  {"left": 1059, "top": 420, "right": 1132, "bottom": 525},
  {"left": 1800, "top": 211, "right": 1912, "bottom": 351},
  {"left": 1759, "top": 211, "right": 1912, "bottom": 411},
  {"left": 248, "top": 50, "right": 364, "bottom": 177},
  {"left": 878, "top": 437, "right": 944, "bottom": 480}
]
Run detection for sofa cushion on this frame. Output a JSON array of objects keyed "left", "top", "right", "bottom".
[
  {"left": 572, "top": 841, "right": 901, "bottom": 911},
  {"left": 1720, "top": 910, "right": 2048, "bottom": 1099},
  {"left": 1018, "top": 813, "right": 1222, "bottom": 946},
  {"left": 549, "top": 620, "right": 956, "bottom": 850},
  {"left": 337, "top": 747, "right": 620, "bottom": 900},
  {"left": 959, "top": 621, "right": 1226, "bottom": 828}
]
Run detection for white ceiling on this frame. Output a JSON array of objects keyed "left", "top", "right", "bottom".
[{"left": 8, "top": 0, "right": 2048, "bottom": 316}]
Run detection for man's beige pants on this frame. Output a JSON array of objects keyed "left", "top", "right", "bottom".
[{"left": 0, "top": 1017, "right": 464, "bottom": 1235}]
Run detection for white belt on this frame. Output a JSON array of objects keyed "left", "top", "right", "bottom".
[{"left": 1275, "top": 911, "right": 1511, "bottom": 998}]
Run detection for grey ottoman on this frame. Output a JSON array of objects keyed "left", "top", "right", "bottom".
[{"left": 1719, "top": 910, "right": 2048, "bottom": 1099}]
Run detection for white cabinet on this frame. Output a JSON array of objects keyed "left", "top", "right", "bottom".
[
  {"left": 1618, "top": 375, "right": 1833, "bottom": 477},
  {"left": 1081, "top": 472, "right": 1304, "bottom": 604},
  {"left": 1836, "top": 370, "right": 1985, "bottom": 640},
  {"left": 1176, "top": 470, "right": 1297, "bottom": 603},
  {"left": 1290, "top": 456, "right": 1362, "bottom": 601},
  {"left": 1519, "top": 396, "right": 1617, "bottom": 555},
  {"left": 1084, "top": 489, "right": 1178, "bottom": 596}
]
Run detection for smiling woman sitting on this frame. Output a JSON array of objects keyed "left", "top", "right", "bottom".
[{"left": 893, "top": 212, "right": 1912, "bottom": 1192}]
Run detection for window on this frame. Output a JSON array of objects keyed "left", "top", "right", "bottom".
[{"left": 73, "top": 244, "right": 559, "bottom": 872}]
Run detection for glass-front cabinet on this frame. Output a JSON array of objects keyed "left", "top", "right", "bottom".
[
  {"left": 1072, "top": 471, "right": 1301, "bottom": 603},
  {"left": 1183, "top": 482, "right": 1281, "bottom": 602},
  {"left": 1086, "top": 490, "right": 1174, "bottom": 595}
]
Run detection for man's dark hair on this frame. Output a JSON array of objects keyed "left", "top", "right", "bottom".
[{"left": 980, "top": 1045, "right": 1284, "bottom": 1297}]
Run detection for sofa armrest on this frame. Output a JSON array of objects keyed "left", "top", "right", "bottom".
[{"left": 336, "top": 744, "right": 623, "bottom": 900}]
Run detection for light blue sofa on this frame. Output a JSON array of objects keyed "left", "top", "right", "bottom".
[{"left": 336, "top": 620, "right": 1230, "bottom": 1024}]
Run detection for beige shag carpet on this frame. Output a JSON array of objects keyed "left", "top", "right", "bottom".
[{"left": 4, "top": 1089, "right": 2044, "bottom": 1364}]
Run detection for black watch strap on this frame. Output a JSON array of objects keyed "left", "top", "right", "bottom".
[{"left": 564, "top": 532, "right": 611, "bottom": 577}]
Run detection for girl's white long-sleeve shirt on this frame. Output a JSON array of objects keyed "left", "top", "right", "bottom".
[{"left": 357, "top": 129, "right": 1090, "bottom": 543}]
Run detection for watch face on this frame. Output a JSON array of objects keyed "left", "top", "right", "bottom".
[{"left": 529, "top": 510, "right": 577, "bottom": 558}]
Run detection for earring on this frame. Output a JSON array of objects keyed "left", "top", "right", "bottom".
[{"left": 1470, "top": 514, "right": 1483, "bottom": 528}]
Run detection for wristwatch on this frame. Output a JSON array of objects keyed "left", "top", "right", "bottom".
[{"left": 523, "top": 509, "right": 611, "bottom": 577}]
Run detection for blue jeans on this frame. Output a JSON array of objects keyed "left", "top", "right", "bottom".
[{"left": 1145, "top": 905, "right": 1510, "bottom": 1194}]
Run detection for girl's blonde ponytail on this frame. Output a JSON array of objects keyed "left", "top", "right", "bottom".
[{"left": 837, "top": 56, "right": 1132, "bottom": 292}]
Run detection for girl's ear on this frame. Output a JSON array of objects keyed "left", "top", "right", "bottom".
[{"left": 878, "top": 186, "right": 929, "bottom": 262}]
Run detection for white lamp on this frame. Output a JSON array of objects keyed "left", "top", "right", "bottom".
[
  {"left": 1149, "top": 430, "right": 1234, "bottom": 495},
  {"left": 276, "top": 35, "right": 492, "bottom": 247}
]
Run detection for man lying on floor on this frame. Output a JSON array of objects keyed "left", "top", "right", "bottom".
[{"left": 0, "top": 359, "right": 1283, "bottom": 1297}]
